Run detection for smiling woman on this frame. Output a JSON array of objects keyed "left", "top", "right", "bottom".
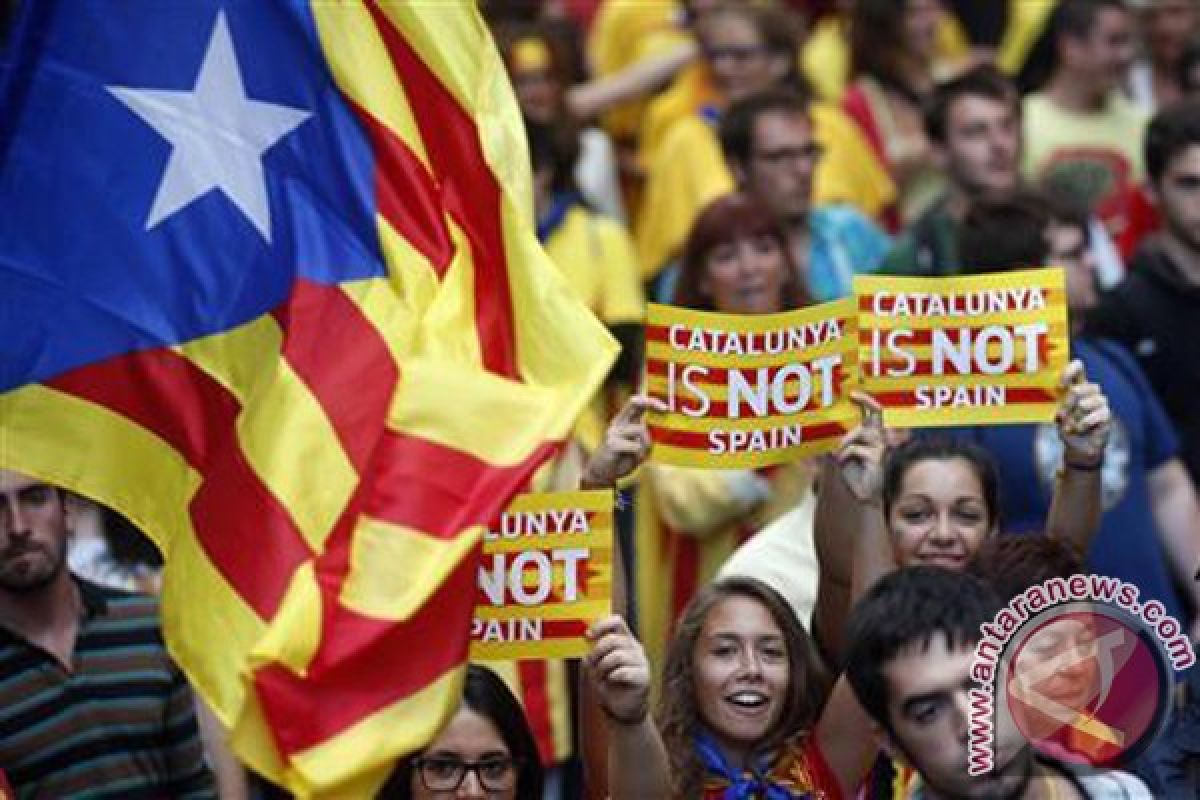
[{"left": 658, "top": 576, "right": 871, "bottom": 800}]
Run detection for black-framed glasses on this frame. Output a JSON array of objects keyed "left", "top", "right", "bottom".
[
  {"left": 414, "top": 756, "right": 520, "bottom": 792},
  {"left": 752, "top": 142, "right": 825, "bottom": 168},
  {"left": 702, "top": 43, "right": 768, "bottom": 64}
]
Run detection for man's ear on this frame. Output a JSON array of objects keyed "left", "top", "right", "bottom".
[
  {"left": 1145, "top": 180, "right": 1163, "bottom": 211},
  {"left": 731, "top": 159, "right": 749, "bottom": 187},
  {"left": 874, "top": 720, "right": 910, "bottom": 768},
  {"left": 930, "top": 142, "right": 949, "bottom": 174},
  {"left": 60, "top": 491, "right": 79, "bottom": 531}
]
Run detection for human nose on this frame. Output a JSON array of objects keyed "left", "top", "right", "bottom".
[
  {"left": 0, "top": 496, "right": 27, "bottom": 535},
  {"left": 929, "top": 511, "right": 957, "bottom": 544},
  {"left": 456, "top": 767, "right": 487, "bottom": 799},
  {"left": 737, "top": 648, "right": 765, "bottom": 679},
  {"left": 951, "top": 690, "right": 971, "bottom": 745}
]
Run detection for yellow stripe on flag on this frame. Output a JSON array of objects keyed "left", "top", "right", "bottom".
[
  {"left": 179, "top": 323, "right": 358, "bottom": 553},
  {"left": 387, "top": 359, "right": 562, "bottom": 466},
  {"left": 0, "top": 384, "right": 197, "bottom": 547},
  {"left": 341, "top": 517, "right": 481, "bottom": 619},
  {"left": 310, "top": 1, "right": 432, "bottom": 170}
]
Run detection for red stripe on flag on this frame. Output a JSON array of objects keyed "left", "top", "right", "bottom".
[
  {"left": 348, "top": 102, "right": 453, "bottom": 274},
  {"left": 254, "top": 432, "right": 558, "bottom": 754},
  {"left": 272, "top": 281, "right": 398, "bottom": 470},
  {"left": 649, "top": 421, "right": 848, "bottom": 450},
  {"left": 255, "top": 543, "right": 480, "bottom": 755},
  {"left": 517, "top": 660, "right": 555, "bottom": 765},
  {"left": 871, "top": 387, "right": 1057, "bottom": 407},
  {"left": 363, "top": 432, "right": 561, "bottom": 539},
  {"left": 366, "top": 3, "right": 518, "bottom": 378},
  {"left": 48, "top": 351, "right": 312, "bottom": 619}
]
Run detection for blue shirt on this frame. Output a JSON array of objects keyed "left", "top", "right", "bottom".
[
  {"left": 805, "top": 204, "right": 891, "bottom": 302},
  {"left": 934, "top": 338, "right": 1185, "bottom": 625}
]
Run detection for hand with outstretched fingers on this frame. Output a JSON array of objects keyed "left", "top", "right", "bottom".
[
  {"left": 581, "top": 395, "right": 668, "bottom": 489},
  {"left": 1056, "top": 360, "right": 1111, "bottom": 469},
  {"left": 834, "top": 392, "right": 887, "bottom": 505},
  {"left": 583, "top": 615, "right": 651, "bottom": 726}
]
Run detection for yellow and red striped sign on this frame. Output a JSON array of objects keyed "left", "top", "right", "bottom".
[
  {"left": 644, "top": 300, "right": 860, "bottom": 468},
  {"left": 471, "top": 491, "right": 613, "bottom": 661},
  {"left": 855, "top": 269, "right": 1069, "bottom": 427}
]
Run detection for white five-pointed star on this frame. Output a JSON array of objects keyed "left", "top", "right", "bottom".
[{"left": 108, "top": 11, "right": 310, "bottom": 242}]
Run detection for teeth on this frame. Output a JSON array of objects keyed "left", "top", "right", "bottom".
[{"left": 727, "top": 692, "right": 767, "bottom": 707}]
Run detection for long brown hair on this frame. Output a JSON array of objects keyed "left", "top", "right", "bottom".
[
  {"left": 674, "top": 192, "right": 809, "bottom": 311},
  {"left": 658, "top": 577, "right": 826, "bottom": 798},
  {"left": 849, "top": 0, "right": 930, "bottom": 95}
]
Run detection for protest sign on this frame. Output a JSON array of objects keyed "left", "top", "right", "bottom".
[
  {"left": 470, "top": 490, "right": 613, "bottom": 660},
  {"left": 855, "top": 268, "right": 1069, "bottom": 427},
  {"left": 643, "top": 299, "right": 860, "bottom": 468}
]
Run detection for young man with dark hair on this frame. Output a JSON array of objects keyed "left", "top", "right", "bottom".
[
  {"left": 1088, "top": 99, "right": 1200, "bottom": 490},
  {"left": 718, "top": 88, "right": 890, "bottom": 301},
  {"left": 881, "top": 64, "right": 1022, "bottom": 277},
  {"left": 1021, "top": 0, "right": 1152, "bottom": 260},
  {"left": 844, "top": 567, "right": 1153, "bottom": 798},
  {"left": 0, "top": 470, "right": 215, "bottom": 797}
]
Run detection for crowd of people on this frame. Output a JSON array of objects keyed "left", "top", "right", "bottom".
[{"left": 3, "top": 0, "right": 1200, "bottom": 797}]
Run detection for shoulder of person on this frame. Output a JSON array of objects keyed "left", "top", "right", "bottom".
[{"left": 1072, "top": 767, "right": 1155, "bottom": 799}]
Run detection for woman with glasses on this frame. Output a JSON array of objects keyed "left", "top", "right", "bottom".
[
  {"left": 379, "top": 664, "right": 543, "bottom": 799},
  {"left": 381, "top": 612, "right": 665, "bottom": 800}
]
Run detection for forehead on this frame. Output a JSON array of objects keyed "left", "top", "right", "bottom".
[
  {"left": 426, "top": 706, "right": 509, "bottom": 755},
  {"left": 0, "top": 469, "right": 47, "bottom": 494},
  {"left": 1092, "top": 6, "right": 1131, "bottom": 36},
  {"left": 702, "top": 12, "right": 761, "bottom": 45},
  {"left": 1047, "top": 220, "right": 1086, "bottom": 247},
  {"left": 702, "top": 594, "right": 783, "bottom": 638},
  {"left": 896, "top": 458, "right": 984, "bottom": 501},
  {"left": 1165, "top": 144, "right": 1200, "bottom": 175},
  {"left": 946, "top": 93, "right": 1015, "bottom": 127},
  {"left": 751, "top": 110, "right": 813, "bottom": 147},
  {"left": 1026, "top": 615, "right": 1095, "bottom": 647},
  {"left": 884, "top": 634, "right": 976, "bottom": 704}
]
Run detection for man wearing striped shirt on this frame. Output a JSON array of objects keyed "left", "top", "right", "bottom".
[{"left": 0, "top": 469, "right": 215, "bottom": 799}]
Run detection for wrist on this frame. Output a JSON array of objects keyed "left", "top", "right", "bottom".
[
  {"left": 1063, "top": 452, "right": 1104, "bottom": 471},
  {"left": 603, "top": 702, "right": 648, "bottom": 728}
]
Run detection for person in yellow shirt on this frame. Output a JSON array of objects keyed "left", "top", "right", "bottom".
[
  {"left": 635, "top": 2, "right": 895, "bottom": 288},
  {"left": 528, "top": 120, "right": 645, "bottom": 458},
  {"left": 587, "top": 0, "right": 693, "bottom": 146},
  {"left": 634, "top": 191, "right": 816, "bottom": 687}
]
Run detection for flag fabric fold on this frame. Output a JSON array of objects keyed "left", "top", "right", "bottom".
[{"left": 0, "top": 2, "right": 617, "bottom": 795}]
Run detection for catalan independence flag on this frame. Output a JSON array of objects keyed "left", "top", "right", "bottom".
[{"left": 0, "top": 2, "right": 616, "bottom": 796}]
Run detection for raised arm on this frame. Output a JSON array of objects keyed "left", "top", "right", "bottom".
[
  {"left": 1045, "top": 360, "right": 1111, "bottom": 555},
  {"left": 812, "top": 393, "right": 895, "bottom": 663},
  {"left": 580, "top": 395, "right": 664, "bottom": 491},
  {"left": 566, "top": 42, "right": 697, "bottom": 122},
  {"left": 583, "top": 615, "right": 671, "bottom": 800},
  {"left": 578, "top": 396, "right": 661, "bottom": 799}
]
